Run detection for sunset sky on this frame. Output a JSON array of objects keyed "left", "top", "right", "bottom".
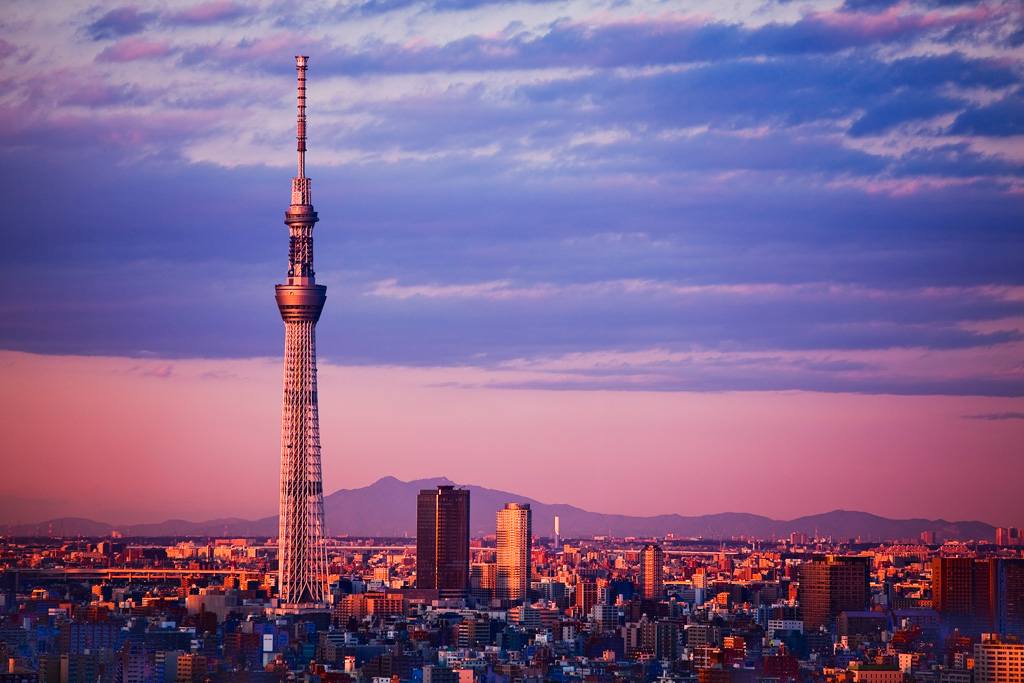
[{"left": 1, "top": 0, "right": 1023, "bottom": 528}]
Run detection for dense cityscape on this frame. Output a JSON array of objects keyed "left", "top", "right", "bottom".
[
  {"left": 1, "top": 492, "right": 1023, "bottom": 683},
  {"left": 3, "top": 6, "right": 1022, "bottom": 683}
]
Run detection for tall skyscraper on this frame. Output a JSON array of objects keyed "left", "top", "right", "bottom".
[
  {"left": 797, "top": 555, "right": 870, "bottom": 631},
  {"left": 275, "top": 56, "right": 328, "bottom": 608},
  {"left": 640, "top": 544, "right": 665, "bottom": 599},
  {"left": 416, "top": 485, "right": 470, "bottom": 596},
  {"left": 933, "top": 557, "right": 997, "bottom": 637},
  {"left": 930, "top": 557, "right": 1024, "bottom": 639},
  {"left": 497, "top": 503, "right": 532, "bottom": 603},
  {"left": 998, "top": 558, "right": 1024, "bottom": 638}
]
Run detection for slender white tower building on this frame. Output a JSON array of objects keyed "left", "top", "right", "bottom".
[{"left": 276, "top": 55, "right": 328, "bottom": 609}]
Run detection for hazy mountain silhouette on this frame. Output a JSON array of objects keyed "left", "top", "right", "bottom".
[{"left": 8, "top": 476, "right": 996, "bottom": 542}]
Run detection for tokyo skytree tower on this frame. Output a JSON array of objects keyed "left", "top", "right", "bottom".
[{"left": 275, "top": 55, "right": 328, "bottom": 608}]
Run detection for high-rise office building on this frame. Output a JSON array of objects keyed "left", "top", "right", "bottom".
[
  {"left": 640, "top": 544, "right": 665, "bottom": 599},
  {"left": 575, "top": 580, "right": 597, "bottom": 617},
  {"left": 932, "top": 557, "right": 997, "bottom": 637},
  {"left": 497, "top": 503, "right": 532, "bottom": 602},
  {"left": 931, "top": 558, "right": 1024, "bottom": 638},
  {"left": 997, "top": 527, "right": 1021, "bottom": 547},
  {"left": 797, "top": 555, "right": 870, "bottom": 631},
  {"left": 998, "top": 558, "right": 1024, "bottom": 638},
  {"left": 625, "top": 620, "right": 679, "bottom": 660},
  {"left": 276, "top": 56, "right": 328, "bottom": 608},
  {"left": 416, "top": 485, "right": 470, "bottom": 595},
  {"left": 471, "top": 562, "right": 497, "bottom": 601}
]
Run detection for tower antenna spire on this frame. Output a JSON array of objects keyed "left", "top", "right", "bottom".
[
  {"left": 296, "top": 55, "right": 308, "bottom": 180},
  {"left": 291, "top": 56, "right": 311, "bottom": 206}
]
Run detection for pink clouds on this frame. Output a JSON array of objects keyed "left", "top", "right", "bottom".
[
  {"left": 97, "top": 36, "right": 173, "bottom": 62},
  {"left": 165, "top": 0, "right": 250, "bottom": 25},
  {"left": 177, "top": 31, "right": 334, "bottom": 70},
  {"left": 1, "top": 65, "right": 143, "bottom": 111},
  {"left": 480, "top": 341, "right": 1024, "bottom": 394},
  {"left": 143, "top": 363, "right": 175, "bottom": 378},
  {"left": 39, "top": 110, "right": 220, "bottom": 149},
  {"left": 804, "top": 4, "right": 998, "bottom": 45},
  {"left": 0, "top": 38, "right": 17, "bottom": 60},
  {"left": 0, "top": 56, "right": 223, "bottom": 148},
  {"left": 366, "top": 278, "right": 1024, "bottom": 307},
  {"left": 367, "top": 278, "right": 551, "bottom": 300},
  {"left": 826, "top": 175, "right": 1024, "bottom": 196},
  {"left": 85, "top": 6, "right": 157, "bottom": 40},
  {"left": 85, "top": 1, "right": 252, "bottom": 40}
]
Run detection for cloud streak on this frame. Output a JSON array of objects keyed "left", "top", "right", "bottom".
[
  {"left": 96, "top": 36, "right": 174, "bottom": 62},
  {"left": 963, "top": 411, "right": 1024, "bottom": 420}
]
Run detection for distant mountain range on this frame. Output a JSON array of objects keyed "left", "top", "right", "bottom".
[{"left": 6, "top": 476, "right": 996, "bottom": 542}]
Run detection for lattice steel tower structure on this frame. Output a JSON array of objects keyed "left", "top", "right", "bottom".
[{"left": 275, "top": 55, "right": 328, "bottom": 609}]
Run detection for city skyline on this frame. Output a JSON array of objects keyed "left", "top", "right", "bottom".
[
  {"left": 2, "top": 0, "right": 1024, "bottom": 527},
  {"left": 0, "top": 473, "right": 1012, "bottom": 541}
]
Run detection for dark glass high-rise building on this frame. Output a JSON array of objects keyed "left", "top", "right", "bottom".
[
  {"left": 929, "top": 557, "right": 1024, "bottom": 638},
  {"left": 933, "top": 557, "right": 997, "bottom": 637},
  {"left": 416, "top": 486, "right": 470, "bottom": 595},
  {"left": 998, "top": 558, "right": 1024, "bottom": 638},
  {"left": 797, "top": 555, "right": 870, "bottom": 631}
]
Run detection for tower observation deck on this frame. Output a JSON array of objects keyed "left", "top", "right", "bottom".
[{"left": 275, "top": 55, "right": 328, "bottom": 609}]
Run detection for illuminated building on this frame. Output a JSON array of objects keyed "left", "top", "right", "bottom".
[
  {"left": 797, "top": 555, "right": 870, "bottom": 631},
  {"left": 640, "top": 544, "right": 664, "bottom": 599},
  {"left": 973, "top": 636, "right": 1024, "bottom": 683},
  {"left": 497, "top": 503, "right": 532, "bottom": 602}
]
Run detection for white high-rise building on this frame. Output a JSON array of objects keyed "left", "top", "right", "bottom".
[{"left": 497, "top": 503, "right": 532, "bottom": 602}]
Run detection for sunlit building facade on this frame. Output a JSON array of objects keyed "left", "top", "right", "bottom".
[
  {"left": 497, "top": 503, "right": 532, "bottom": 602},
  {"left": 797, "top": 555, "right": 870, "bottom": 631},
  {"left": 640, "top": 544, "right": 665, "bottom": 599}
]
